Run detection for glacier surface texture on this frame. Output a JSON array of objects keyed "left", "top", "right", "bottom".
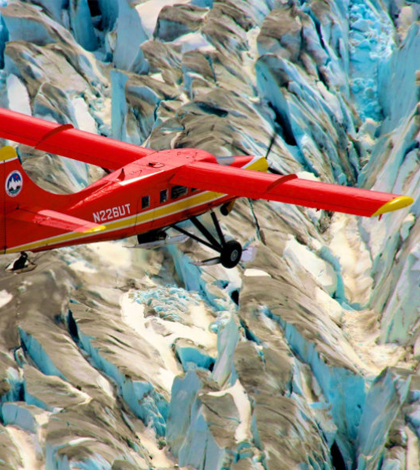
[{"left": 0, "top": 0, "right": 419, "bottom": 469}]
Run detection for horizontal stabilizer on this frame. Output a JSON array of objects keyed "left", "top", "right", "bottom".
[
  {"left": 9, "top": 207, "right": 106, "bottom": 234},
  {"left": 171, "top": 162, "right": 413, "bottom": 217}
]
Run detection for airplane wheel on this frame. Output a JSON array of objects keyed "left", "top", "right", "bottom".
[
  {"left": 220, "top": 240, "right": 242, "bottom": 269},
  {"left": 220, "top": 205, "right": 229, "bottom": 216}
]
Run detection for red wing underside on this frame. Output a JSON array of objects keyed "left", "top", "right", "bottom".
[
  {"left": 9, "top": 208, "right": 105, "bottom": 233},
  {"left": 171, "top": 162, "right": 413, "bottom": 217},
  {"left": 0, "top": 108, "right": 153, "bottom": 170}
]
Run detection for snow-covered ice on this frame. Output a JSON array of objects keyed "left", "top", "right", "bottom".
[{"left": 0, "top": 0, "right": 419, "bottom": 469}]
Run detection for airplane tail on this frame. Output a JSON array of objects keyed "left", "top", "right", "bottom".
[
  {"left": 0, "top": 145, "right": 42, "bottom": 208},
  {"left": 0, "top": 145, "right": 106, "bottom": 255},
  {"left": 0, "top": 146, "right": 27, "bottom": 252},
  {"left": 0, "top": 145, "right": 52, "bottom": 253}
]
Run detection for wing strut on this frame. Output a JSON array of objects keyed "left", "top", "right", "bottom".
[{"left": 34, "top": 123, "right": 74, "bottom": 149}]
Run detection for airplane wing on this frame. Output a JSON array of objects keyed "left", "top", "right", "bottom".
[
  {"left": 8, "top": 207, "right": 106, "bottom": 233},
  {"left": 171, "top": 162, "right": 413, "bottom": 217},
  {"left": 0, "top": 108, "right": 154, "bottom": 170}
]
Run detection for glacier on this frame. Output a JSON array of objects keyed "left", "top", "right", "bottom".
[{"left": 0, "top": 0, "right": 419, "bottom": 469}]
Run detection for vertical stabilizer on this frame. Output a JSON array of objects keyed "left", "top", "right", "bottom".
[
  {"left": 0, "top": 146, "right": 45, "bottom": 254},
  {"left": 0, "top": 145, "right": 107, "bottom": 255}
]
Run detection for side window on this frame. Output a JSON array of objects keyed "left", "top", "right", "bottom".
[
  {"left": 142, "top": 195, "right": 150, "bottom": 209},
  {"left": 160, "top": 189, "right": 168, "bottom": 203},
  {"left": 171, "top": 185, "right": 188, "bottom": 199}
]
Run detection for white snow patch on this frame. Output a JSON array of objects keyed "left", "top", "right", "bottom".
[
  {"left": 72, "top": 96, "right": 97, "bottom": 133},
  {"left": 231, "top": 381, "right": 252, "bottom": 442},
  {"left": 33, "top": 411, "right": 49, "bottom": 428},
  {"left": 68, "top": 260, "right": 97, "bottom": 274},
  {"left": 138, "top": 428, "right": 176, "bottom": 468},
  {"left": 120, "top": 296, "right": 177, "bottom": 391},
  {"left": 243, "top": 27, "right": 261, "bottom": 82},
  {"left": 94, "top": 374, "right": 115, "bottom": 399},
  {"left": 68, "top": 437, "right": 96, "bottom": 446},
  {"left": 315, "top": 288, "right": 343, "bottom": 324},
  {"left": 406, "top": 425, "right": 420, "bottom": 470},
  {"left": 173, "top": 31, "right": 216, "bottom": 53},
  {"left": 88, "top": 241, "right": 132, "bottom": 269},
  {"left": 151, "top": 72, "right": 165, "bottom": 83},
  {"left": 206, "top": 380, "right": 252, "bottom": 442},
  {"left": 7, "top": 426, "right": 40, "bottom": 470},
  {"left": 244, "top": 268, "right": 271, "bottom": 277},
  {"left": 297, "top": 171, "right": 320, "bottom": 181},
  {"left": 0, "top": 290, "right": 13, "bottom": 308},
  {"left": 7, "top": 74, "right": 31, "bottom": 116}
]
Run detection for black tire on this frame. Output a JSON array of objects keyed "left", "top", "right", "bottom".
[
  {"left": 220, "top": 240, "right": 242, "bottom": 269},
  {"left": 220, "top": 205, "right": 229, "bottom": 216}
]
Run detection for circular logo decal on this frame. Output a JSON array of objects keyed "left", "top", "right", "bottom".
[{"left": 5, "top": 171, "right": 23, "bottom": 197}]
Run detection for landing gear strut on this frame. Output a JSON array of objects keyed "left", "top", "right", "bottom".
[{"left": 172, "top": 212, "right": 242, "bottom": 269}]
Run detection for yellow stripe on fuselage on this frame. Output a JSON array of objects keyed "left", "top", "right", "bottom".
[
  {"left": 5, "top": 190, "right": 225, "bottom": 253},
  {"left": 5, "top": 157, "right": 266, "bottom": 253}
]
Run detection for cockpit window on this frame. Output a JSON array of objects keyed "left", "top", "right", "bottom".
[
  {"left": 160, "top": 189, "right": 168, "bottom": 203},
  {"left": 171, "top": 185, "right": 188, "bottom": 199},
  {"left": 142, "top": 195, "right": 150, "bottom": 209}
]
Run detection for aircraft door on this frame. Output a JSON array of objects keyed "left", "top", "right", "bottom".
[{"left": 135, "top": 194, "right": 155, "bottom": 236}]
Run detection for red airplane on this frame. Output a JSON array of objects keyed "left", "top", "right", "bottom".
[{"left": 0, "top": 107, "right": 413, "bottom": 270}]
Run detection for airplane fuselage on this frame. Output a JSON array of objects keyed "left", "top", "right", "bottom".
[{"left": 4, "top": 148, "right": 266, "bottom": 254}]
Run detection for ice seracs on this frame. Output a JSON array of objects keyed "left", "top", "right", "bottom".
[{"left": 0, "top": 0, "right": 419, "bottom": 469}]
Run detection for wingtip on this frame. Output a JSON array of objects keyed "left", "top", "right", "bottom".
[{"left": 372, "top": 196, "right": 414, "bottom": 217}]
